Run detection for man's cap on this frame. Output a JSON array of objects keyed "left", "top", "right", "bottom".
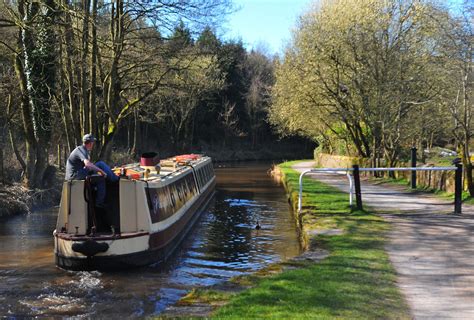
[{"left": 82, "top": 133, "right": 97, "bottom": 142}]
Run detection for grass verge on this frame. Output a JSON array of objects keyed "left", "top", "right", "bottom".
[{"left": 210, "top": 160, "right": 410, "bottom": 319}]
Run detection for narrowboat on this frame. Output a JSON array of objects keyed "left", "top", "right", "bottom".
[{"left": 53, "top": 154, "right": 215, "bottom": 271}]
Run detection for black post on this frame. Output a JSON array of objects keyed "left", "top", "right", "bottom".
[
  {"left": 411, "top": 147, "right": 417, "bottom": 189},
  {"left": 353, "top": 164, "right": 363, "bottom": 210},
  {"left": 454, "top": 163, "right": 462, "bottom": 214}
]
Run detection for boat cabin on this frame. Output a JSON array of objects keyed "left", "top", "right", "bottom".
[{"left": 55, "top": 155, "right": 214, "bottom": 237}]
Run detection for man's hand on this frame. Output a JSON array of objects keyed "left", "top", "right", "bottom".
[{"left": 85, "top": 159, "right": 107, "bottom": 178}]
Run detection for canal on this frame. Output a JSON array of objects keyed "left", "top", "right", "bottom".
[{"left": 0, "top": 162, "right": 302, "bottom": 317}]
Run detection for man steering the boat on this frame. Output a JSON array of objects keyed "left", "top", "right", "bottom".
[{"left": 65, "top": 133, "right": 118, "bottom": 208}]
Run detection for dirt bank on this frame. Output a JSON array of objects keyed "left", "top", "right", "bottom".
[{"left": 0, "top": 174, "right": 62, "bottom": 218}]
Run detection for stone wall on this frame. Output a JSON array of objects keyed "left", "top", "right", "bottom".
[
  {"left": 314, "top": 152, "right": 371, "bottom": 168},
  {"left": 314, "top": 152, "right": 458, "bottom": 193},
  {"left": 394, "top": 169, "right": 456, "bottom": 193}
]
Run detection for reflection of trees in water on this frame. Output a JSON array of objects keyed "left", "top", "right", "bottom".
[
  {"left": 200, "top": 164, "right": 299, "bottom": 266},
  {"left": 203, "top": 190, "right": 256, "bottom": 263}
]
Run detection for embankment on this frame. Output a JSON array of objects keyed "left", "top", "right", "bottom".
[
  {"left": 270, "top": 163, "right": 309, "bottom": 248},
  {"left": 210, "top": 161, "right": 410, "bottom": 319},
  {"left": 0, "top": 175, "right": 62, "bottom": 218}
]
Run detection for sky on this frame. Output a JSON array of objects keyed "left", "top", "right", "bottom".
[
  {"left": 224, "top": 0, "right": 313, "bottom": 55},
  {"left": 223, "top": 0, "right": 467, "bottom": 55}
]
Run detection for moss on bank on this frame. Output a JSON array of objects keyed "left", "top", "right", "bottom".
[{"left": 208, "top": 161, "right": 410, "bottom": 319}]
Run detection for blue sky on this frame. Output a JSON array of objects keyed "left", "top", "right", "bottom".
[
  {"left": 224, "top": 0, "right": 313, "bottom": 55},
  {"left": 223, "top": 0, "right": 466, "bottom": 55}
]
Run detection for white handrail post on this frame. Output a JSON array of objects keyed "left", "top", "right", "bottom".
[
  {"left": 298, "top": 169, "right": 311, "bottom": 213},
  {"left": 346, "top": 172, "right": 353, "bottom": 207}
]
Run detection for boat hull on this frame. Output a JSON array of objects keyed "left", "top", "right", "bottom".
[{"left": 55, "top": 180, "right": 215, "bottom": 271}]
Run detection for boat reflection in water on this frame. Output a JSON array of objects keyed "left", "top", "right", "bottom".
[{"left": 54, "top": 154, "right": 215, "bottom": 270}]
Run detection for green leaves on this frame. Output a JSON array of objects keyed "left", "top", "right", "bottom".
[{"left": 270, "top": 0, "right": 462, "bottom": 162}]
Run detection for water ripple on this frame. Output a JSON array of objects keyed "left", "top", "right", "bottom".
[{"left": 0, "top": 162, "right": 302, "bottom": 317}]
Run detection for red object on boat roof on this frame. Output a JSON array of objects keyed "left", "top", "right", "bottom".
[
  {"left": 127, "top": 172, "right": 141, "bottom": 180},
  {"left": 175, "top": 154, "right": 200, "bottom": 162},
  {"left": 140, "top": 152, "right": 159, "bottom": 166}
]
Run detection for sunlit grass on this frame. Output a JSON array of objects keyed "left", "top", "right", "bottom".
[{"left": 212, "top": 161, "right": 411, "bottom": 319}]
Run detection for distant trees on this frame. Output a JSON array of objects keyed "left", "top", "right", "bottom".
[
  {"left": 244, "top": 48, "right": 275, "bottom": 148},
  {"left": 270, "top": 0, "right": 472, "bottom": 180},
  {"left": 432, "top": 0, "right": 474, "bottom": 193},
  {"left": 1, "top": 0, "right": 234, "bottom": 188},
  {"left": 10, "top": 0, "right": 58, "bottom": 188},
  {"left": 1, "top": 0, "right": 304, "bottom": 189}
]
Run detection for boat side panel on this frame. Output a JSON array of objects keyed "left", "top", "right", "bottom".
[
  {"left": 149, "top": 174, "right": 215, "bottom": 234},
  {"left": 56, "top": 182, "right": 69, "bottom": 231},
  {"left": 146, "top": 172, "right": 199, "bottom": 224},
  {"left": 149, "top": 178, "right": 215, "bottom": 250},
  {"left": 120, "top": 180, "right": 138, "bottom": 232},
  {"left": 55, "top": 234, "right": 149, "bottom": 258},
  {"left": 67, "top": 181, "right": 88, "bottom": 235},
  {"left": 136, "top": 182, "right": 152, "bottom": 231}
]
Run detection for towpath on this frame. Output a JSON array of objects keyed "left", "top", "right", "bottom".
[{"left": 292, "top": 161, "right": 474, "bottom": 320}]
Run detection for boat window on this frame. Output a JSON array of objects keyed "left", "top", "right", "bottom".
[
  {"left": 200, "top": 162, "right": 213, "bottom": 185},
  {"left": 146, "top": 172, "right": 199, "bottom": 223},
  {"left": 177, "top": 185, "right": 183, "bottom": 202},
  {"left": 170, "top": 191, "right": 176, "bottom": 207}
]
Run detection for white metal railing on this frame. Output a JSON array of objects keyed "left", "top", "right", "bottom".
[{"left": 298, "top": 166, "right": 458, "bottom": 213}]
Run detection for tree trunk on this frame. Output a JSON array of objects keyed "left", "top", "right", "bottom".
[
  {"left": 57, "top": 144, "right": 62, "bottom": 169},
  {"left": 461, "top": 137, "right": 474, "bottom": 196},
  {"left": 33, "top": 146, "right": 49, "bottom": 188},
  {"left": 58, "top": 40, "right": 75, "bottom": 153},
  {"left": 89, "top": 0, "right": 98, "bottom": 136},
  {"left": 131, "top": 106, "right": 140, "bottom": 156},
  {"left": 6, "top": 94, "right": 27, "bottom": 172},
  {"left": 0, "top": 149, "right": 3, "bottom": 184},
  {"left": 14, "top": 50, "right": 36, "bottom": 187},
  {"left": 99, "top": 0, "right": 124, "bottom": 160},
  {"left": 99, "top": 126, "right": 115, "bottom": 161},
  {"left": 15, "top": 0, "right": 57, "bottom": 188},
  {"left": 63, "top": 0, "right": 81, "bottom": 144},
  {"left": 81, "top": 0, "right": 91, "bottom": 134}
]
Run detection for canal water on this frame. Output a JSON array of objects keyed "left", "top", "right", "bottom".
[{"left": 0, "top": 162, "right": 302, "bottom": 317}]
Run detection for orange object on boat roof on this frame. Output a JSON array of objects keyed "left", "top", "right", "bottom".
[
  {"left": 127, "top": 172, "right": 141, "bottom": 180},
  {"left": 175, "top": 154, "right": 200, "bottom": 162},
  {"left": 112, "top": 167, "right": 142, "bottom": 180},
  {"left": 125, "top": 168, "right": 143, "bottom": 180}
]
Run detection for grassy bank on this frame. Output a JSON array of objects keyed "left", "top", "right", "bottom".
[{"left": 204, "top": 161, "right": 410, "bottom": 319}]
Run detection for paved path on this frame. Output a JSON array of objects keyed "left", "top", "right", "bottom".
[{"left": 292, "top": 161, "right": 474, "bottom": 320}]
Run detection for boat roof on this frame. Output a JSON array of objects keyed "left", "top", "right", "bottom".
[{"left": 113, "top": 155, "right": 212, "bottom": 183}]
